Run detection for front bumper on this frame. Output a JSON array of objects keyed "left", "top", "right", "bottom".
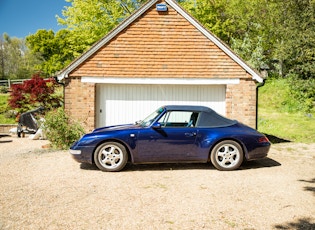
[{"left": 69, "top": 145, "right": 95, "bottom": 164}]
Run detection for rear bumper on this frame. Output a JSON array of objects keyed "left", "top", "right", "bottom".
[{"left": 246, "top": 144, "right": 271, "bottom": 161}]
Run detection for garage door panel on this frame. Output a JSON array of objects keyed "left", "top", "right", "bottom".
[{"left": 96, "top": 84, "right": 225, "bottom": 127}]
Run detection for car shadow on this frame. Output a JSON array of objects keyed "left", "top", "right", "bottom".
[
  {"left": 0, "top": 140, "right": 13, "bottom": 143},
  {"left": 125, "top": 157, "right": 281, "bottom": 171},
  {"left": 80, "top": 163, "right": 99, "bottom": 171},
  {"left": 240, "top": 157, "right": 281, "bottom": 170},
  {"left": 264, "top": 133, "right": 291, "bottom": 144},
  {"left": 273, "top": 217, "right": 315, "bottom": 229},
  {"left": 124, "top": 163, "right": 211, "bottom": 171},
  {"left": 79, "top": 157, "right": 281, "bottom": 172},
  {"left": 298, "top": 178, "right": 315, "bottom": 195},
  {"left": 0, "top": 134, "right": 12, "bottom": 143}
]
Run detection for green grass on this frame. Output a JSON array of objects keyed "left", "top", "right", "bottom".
[
  {"left": 0, "top": 94, "right": 16, "bottom": 124},
  {"left": 258, "top": 78, "right": 315, "bottom": 143},
  {"left": 258, "top": 108, "right": 315, "bottom": 143}
]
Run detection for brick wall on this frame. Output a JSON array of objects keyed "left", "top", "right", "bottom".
[
  {"left": 64, "top": 77, "right": 96, "bottom": 132},
  {"left": 226, "top": 76, "right": 257, "bottom": 128}
]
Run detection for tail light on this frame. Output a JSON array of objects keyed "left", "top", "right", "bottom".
[{"left": 258, "top": 136, "right": 270, "bottom": 143}]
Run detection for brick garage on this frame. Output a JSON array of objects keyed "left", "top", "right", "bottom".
[{"left": 57, "top": 0, "right": 263, "bottom": 132}]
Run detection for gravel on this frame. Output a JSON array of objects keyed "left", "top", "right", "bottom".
[{"left": 0, "top": 136, "right": 314, "bottom": 230}]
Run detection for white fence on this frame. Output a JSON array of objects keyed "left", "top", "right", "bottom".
[{"left": 0, "top": 79, "right": 28, "bottom": 88}]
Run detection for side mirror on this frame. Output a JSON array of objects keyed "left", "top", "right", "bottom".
[{"left": 152, "top": 122, "right": 162, "bottom": 129}]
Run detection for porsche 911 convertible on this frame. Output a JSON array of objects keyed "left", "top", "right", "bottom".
[{"left": 70, "top": 105, "right": 270, "bottom": 172}]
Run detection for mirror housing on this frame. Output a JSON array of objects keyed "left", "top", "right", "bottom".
[{"left": 152, "top": 122, "right": 162, "bottom": 129}]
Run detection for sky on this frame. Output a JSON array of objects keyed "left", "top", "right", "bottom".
[{"left": 0, "top": 0, "right": 71, "bottom": 39}]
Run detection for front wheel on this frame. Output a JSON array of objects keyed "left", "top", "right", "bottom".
[
  {"left": 210, "top": 140, "right": 243, "bottom": 171},
  {"left": 94, "top": 142, "right": 128, "bottom": 172}
]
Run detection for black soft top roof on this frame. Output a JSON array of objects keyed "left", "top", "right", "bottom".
[
  {"left": 163, "top": 105, "right": 237, "bottom": 127},
  {"left": 164, "top": 105, "right": 213, "bottom": 112}
]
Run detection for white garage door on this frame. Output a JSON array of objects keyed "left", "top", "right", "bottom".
[{"left": 96, "top": 84, "right": 226, "bottom": 127}]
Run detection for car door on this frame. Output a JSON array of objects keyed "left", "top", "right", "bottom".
[{"left": 135, "top": 111, "right": 200, "bottom": 163}]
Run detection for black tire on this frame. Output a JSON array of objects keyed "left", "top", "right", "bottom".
[
  {"left": 94, "top": 142, "right": 128, "bottom": 172},
  {"left": 210, "top": 140, "right": 243, "bottom": 171}
]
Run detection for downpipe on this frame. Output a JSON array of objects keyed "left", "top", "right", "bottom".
[
  {"left": 256, "top": 80, "right": 265, "bottom": 130},
  {"left": 54, "top": 76, "right": 65, "bottom": 108}
]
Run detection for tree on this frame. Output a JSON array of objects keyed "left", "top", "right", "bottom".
[
  {"left": 271, "top": 0, "right": 315, "bottom": 79},
  {"left": 0, "top": 33, "right": 38, "bottom": 80},
  {"left": 26, "top": 29, "right": 74, "bottom": 76},
  {"left": 180, "top": 0, "right": 236, "bottom": 45}
]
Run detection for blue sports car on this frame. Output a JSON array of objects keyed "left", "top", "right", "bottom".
[{"left": 70, "top": 105, "right": 271, "bottom": 172}]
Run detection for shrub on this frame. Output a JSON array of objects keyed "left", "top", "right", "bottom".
[
  {"left": 44, "top": 108, "right": 85, "bottom": 150},
  {"left": 262, "top": 77, "right": 315, "bottom": 114},
  {"left": 0, "top": 86, "right": 8, "bottom": 93},
  {"left": 8, "top": 73, "right": 62, "bottom": 114},
  {"left": 287, "top": 74, "right": 315, "bottom": 113},
  {"left": 0, "top": 93, "right": 16, "bottom": 123}
]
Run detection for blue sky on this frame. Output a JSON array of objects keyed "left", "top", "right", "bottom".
[{"left": 0, "top": 0, "right": 71, "bottom": 38}]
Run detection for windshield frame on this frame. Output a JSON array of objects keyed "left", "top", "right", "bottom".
[{"left": 139, "top": 107, "right": 165, "bottom": 127}]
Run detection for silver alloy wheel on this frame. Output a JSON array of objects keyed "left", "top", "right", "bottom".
[
  {"left": 216, "top": 144, "right": 240, "bottom": 168},
  {"left": 94, "top": 142, "right": 128, "bottom": 172},
  {"left": 210, "top": 140, "right": 243, "bottom": 171},
  {"left": 99, "top": 144, "right": 123, "bottom": 168}
]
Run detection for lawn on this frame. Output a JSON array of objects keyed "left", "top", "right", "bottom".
[
  {"left": 258, "top": 108, "right": 315, "bottom": 143},
  {"left": 0, "top": 94, "right": 16, "bottom": 124},
  {"left": 258, "top": 78, "right": 315, "bottom": 143}
]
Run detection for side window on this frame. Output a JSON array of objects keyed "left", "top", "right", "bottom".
[{"left": 158, "top": 111, "right": 199, "bottom": 127}]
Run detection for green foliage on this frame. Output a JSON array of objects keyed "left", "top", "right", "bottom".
[
  {"left": 287, "top": 74, "right": 315, "bottom": 113},
  {"left": 8, "top": 73, "right": 62, "bottom": 114},
  {"left": 181, "top": 0, "right": 236, "bottom": 44},
  {"left": 258, "top": 77, "right": 314, "bottom": 113},
  {"left": 26, "top": 30, "right": 74, "bottom": 76},
  {"left": 44, "top": 108, "right": 85, "bottom": 150},
  {"left": 0, "top": 86, "right": 8, "bottom": 93},
  {"left": 270, "top": 0, "right": 315, "bottom": 79},
  {"left": 231, "top": 34, "right": 265, "bottom": 70},
  {"left": 0, "top": 94, "right": 16, "bottom": 124}
]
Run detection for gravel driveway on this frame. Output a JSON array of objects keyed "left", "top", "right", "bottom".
[{"left": 0, "top": 136, "right": 314, "bottom": 230}]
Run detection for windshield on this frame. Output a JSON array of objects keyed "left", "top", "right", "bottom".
[{"left": 139, "top": 107, "right": 164, "bottom": 127}]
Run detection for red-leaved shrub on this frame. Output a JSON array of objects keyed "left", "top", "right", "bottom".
[{"left": 9, "top": 73, "right": 62, "bottom": 113}]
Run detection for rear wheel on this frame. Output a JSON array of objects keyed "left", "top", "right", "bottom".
[
  {"left": 94, "top": 142, "right": 128, "bottom": 172},
  {"left": 210, "top": 140, "right": 243, "bottom": 171}
]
